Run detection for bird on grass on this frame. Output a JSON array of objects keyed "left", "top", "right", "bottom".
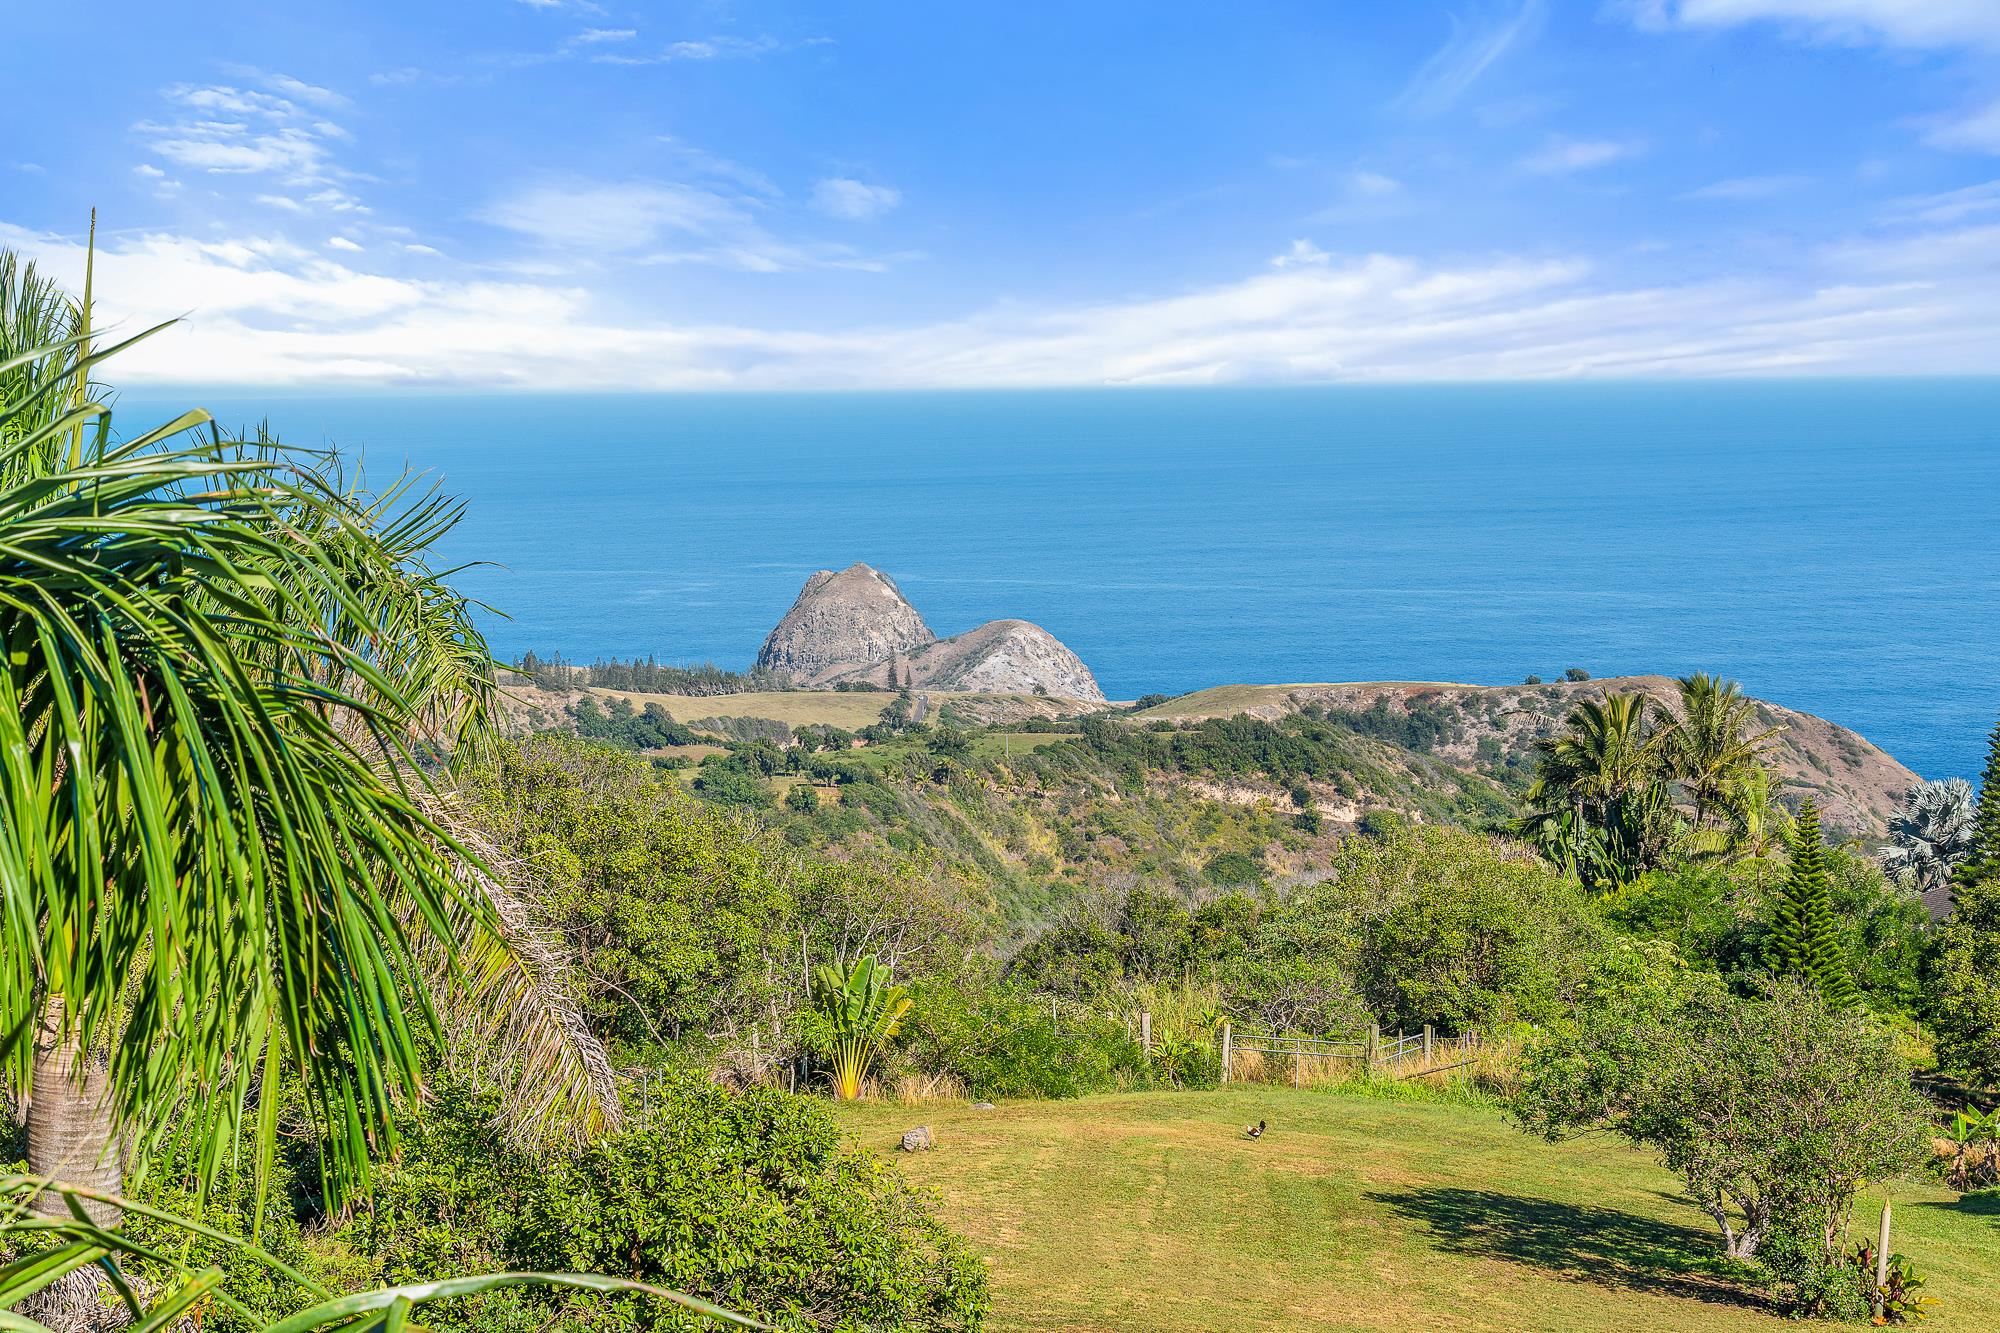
[{"left": 1243, "top": 1120, "right": 1266, "bottom": 1140}]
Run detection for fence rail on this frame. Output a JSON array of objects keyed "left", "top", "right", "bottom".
[{"left": 1220, "top": 1022, "right": 1481, "bottom": 1085}]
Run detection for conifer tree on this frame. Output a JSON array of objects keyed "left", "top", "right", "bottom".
[
  {"left": 1929, "top": 716, "right": 2000, "bottom": 1085},
  {"left": 1766, "top": 799, "right": 1860, "bottom": 1008},
  {"left": 1957, "top": 714, "right": 2000, "bottom": 893}
]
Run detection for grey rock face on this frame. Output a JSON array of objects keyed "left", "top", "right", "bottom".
[
  {"left": 755, "top": 564, "right": 1105, "bottom": 703},
  {"left": 754, "top": 564, "right": 936, "bottom": 686},
  {"left": 899, "top": 1125, "right": 934, "bottom": 1152}
]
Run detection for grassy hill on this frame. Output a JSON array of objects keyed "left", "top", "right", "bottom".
[{"left": 840, "top": 1090, "right": 2000, "bottom": 1332}]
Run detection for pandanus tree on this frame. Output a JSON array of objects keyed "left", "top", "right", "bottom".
[
  {"left": 0, "top": 247, "right": 625, "bottom": 1326},
  {"left": 809, "top": 955, "right": 912, "bottom": 1100}
]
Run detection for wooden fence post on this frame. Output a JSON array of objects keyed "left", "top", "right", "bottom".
[
  {"left": 1874, "top": 1198, "right": 1892, "bottom": 1321},
  {"left": 1366, "top": 1022, "right": 1379, "bottom": 1072},
  {"left": 1141, "top": 1011, "right": 1152, "bottom": 1055},
  {"left": 1423, "top": 1024, "right": 1434, "bottom": 1063},
  {"left": 1220, "top": 1022, "right": 1232, "bottom": 1084}
]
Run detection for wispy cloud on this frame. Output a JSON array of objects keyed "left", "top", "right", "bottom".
[
  {"left": 573, "top": 28, "right": 636, "bottom": 44},
  {"left": 1925, "top": 99, "right": 2000, "bottom": 154},
  {"left": 811, "top": 178, "right": 901, "bottom": 221},
  {"left": 1683, "top": 173, "right": 1808, "bottom": 200},
  {"left": 14, "top": 198, "right": 1999, "bottom": 389},
  {"left": 327, "top": 236, "right": 363, "bottom": 252},
  {"left": 1271, "top": 239, "right": 1331, "bottom": 268},
  {"left": 1521, "top": 137, "right": 1642, "bottom": 174},
  {"left": 481, "top": 178, "right": 901, "bottom": 271},
  {"left": 1393, "top": 0, "right": 1544, "bottom": 118},
  {"left": 1620, "top": 0, "right": 2000, "bottom": 50},
  {"left": 590, "top": 34, "right": 793, "bottom": 66},
  {"left": 137, "top": 77, "right": 355, "bottom": 195},
  {"left": 1886, "top": 179, "right": 2000, "bottom": 225}
]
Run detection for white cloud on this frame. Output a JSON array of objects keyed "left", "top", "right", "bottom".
[
  {"left": 134, "top": 164, "right": 165, "bottom": 179},
  {"left": 1683, "top": 173, "right": 1808, "bottom": 199},
  {"left": 483, "top": 182, "right": 746, "bottom": 250},
  {"left": 1887, "top": 180, "right": 2000, "bottom": 225},
  {"left": 327, "top": 236, "right": 363, "bottom": 252},
  {"left": 1521, "top": 137, "right": 1642, "bottom": 174},
  {"left": 404, "top": 243, "right": 444, "bottom": 257},
  {"left": 254, "top": 193, "right": 304, "bottom": 211},
  {"left": 482, "top": 178, "right": 902, "bottom": 271},
  {"left": 262, "top": 72, "right": 348, "bottom": 110},
  {"left": 811, "top": 178, "right": 901, "bottom": 221},
  {"left": 8, "top": 207, "right": 1999, "bottom": 389},
  {"left": 1926, "top": 99, "right": 2000, "bottom": 154},
  {"left": 1393, "top": 0, "right": 1545, "bottom": 117},
  {"left": 1271, "top": 239, "right": 1331, "bottom": 268},
  {"left": 1348, "top": 171, "right": 1403, "bottom": 198},
  {"left": 574, "top": 28, "right": 636, "bottom": 43},
  {"left": 1621, "top": 0, "right": 2000, "bottom": 50},
  {"left": 137, "top": 80, "right": 354, "bottom": 191}
]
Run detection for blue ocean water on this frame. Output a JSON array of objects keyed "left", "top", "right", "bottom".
[{"left": 129, "top": 383, "right": 2000, "bottom": 780}]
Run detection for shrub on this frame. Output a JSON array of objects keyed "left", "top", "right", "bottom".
[
  {"left": 1514, "top": 976, "right": 1933, "bottom": 1267},
  {"left": 1563, "top": 667, "right": 1591, "bottom": 682},
  {"left": 785, "top": 783, "right": 820, "bottom": 813},
  {"left": 343, "top": 1073, "right": 989, "bottom": 1332},
  {"left": 1270, "top": 826, "right": 1606, "bottom": 1032},
  {"left": 896, "top": 978, "right": 1145, "bottom": 1099}
]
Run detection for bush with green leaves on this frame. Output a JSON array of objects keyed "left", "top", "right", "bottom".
[
  {"left": 1514, "top": 974, "right": 1932, "bottom": 1272},
  {"left": 1264, "top": 825, "right": 1607, "bottom": 1032},
  {"left": 895, "top": 976, "right": 1147, "bottom": 1099},
  {"left": 341, "top": 1073, "right": 988, "bottom": 1332}
]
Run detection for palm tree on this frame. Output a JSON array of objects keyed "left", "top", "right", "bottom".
[
  {"left": 1522, "top": 693, "right": 1676, "bottom": 886},
  {"left": 0, "top": 248, "right": 613, "bottom": 1260},
  {"left": 1882, "top": 778, "right": 1978, "bottom": 908},
  {"left": 1660, "top": 673, "right": 1775, "bottom": 829}
]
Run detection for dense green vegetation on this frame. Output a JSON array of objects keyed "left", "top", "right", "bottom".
[
  {"left": 517, "top": 651, "right": 788, "bottom": 696},
  {"left": 3, "top": 252, "right": 1994, "bottom": 1331}
]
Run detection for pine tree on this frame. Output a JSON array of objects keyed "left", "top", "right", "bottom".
[
  {"left": 1957, "top": 714, "right": 2000, "bottom": 894},
  {"left": 1766, "top": 799, "right": 1860, "bottom": 1009}
]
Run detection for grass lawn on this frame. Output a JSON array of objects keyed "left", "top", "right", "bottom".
[{"left": 839, "top": 1089, "right": 2000, "bottom": 1332}]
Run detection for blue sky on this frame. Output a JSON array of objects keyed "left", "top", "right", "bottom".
[{"left": 6, "top": 0, "right": 2000, "bottom": 386}]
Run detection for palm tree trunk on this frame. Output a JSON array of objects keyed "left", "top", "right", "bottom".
[{"left": 27, "top": 996, "right": 122, "bottom": 1224}]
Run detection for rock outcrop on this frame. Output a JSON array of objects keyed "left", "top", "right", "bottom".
[
  {"left": 898, "top": 620, "right": 1104, "bottom": 700},
  {"left": 755, "top": 564, "right": 1105, "bottom": 703},
  {"left": 755, "top": 564, "right": 936, "bottom": 685}
]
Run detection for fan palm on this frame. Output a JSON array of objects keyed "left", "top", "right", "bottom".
[
  {"left": 0, "top": 249, "right": 614, "bottom": 1259},
  {"left": 1882, "top": 777, "right": 1978, "bottom": 903}
]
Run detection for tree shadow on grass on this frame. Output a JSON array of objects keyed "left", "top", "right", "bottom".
[
  {"left": 1916, "top": 1189, "right": 2000, "bottom": 1231},
  {"left": 1364, "top": 1187, "right": 1766, "bottom": 1311}
]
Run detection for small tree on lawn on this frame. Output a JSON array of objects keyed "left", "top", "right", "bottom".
[
  {"left": 1514, "top": 975, "right": 1931, "bottom": 1275},
  {"left": 1766, "top": 799, "right": 1861, "bottom": 1009}
]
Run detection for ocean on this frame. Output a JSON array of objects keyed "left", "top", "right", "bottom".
[{"left": 128, "top": 382, "right": 2000, "bottom": 781}]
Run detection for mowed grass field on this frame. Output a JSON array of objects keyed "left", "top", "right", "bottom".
[{"left": 839, "top": 1090, "right": 2000, "bottom": 1333}]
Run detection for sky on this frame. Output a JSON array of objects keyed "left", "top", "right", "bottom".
[{"left": 6, "top": 0, "right": 2000, "bottom": 388}]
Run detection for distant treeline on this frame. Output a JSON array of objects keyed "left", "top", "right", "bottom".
[{"left": 516, "top": 651, "right": 789, "bottom": 696}]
